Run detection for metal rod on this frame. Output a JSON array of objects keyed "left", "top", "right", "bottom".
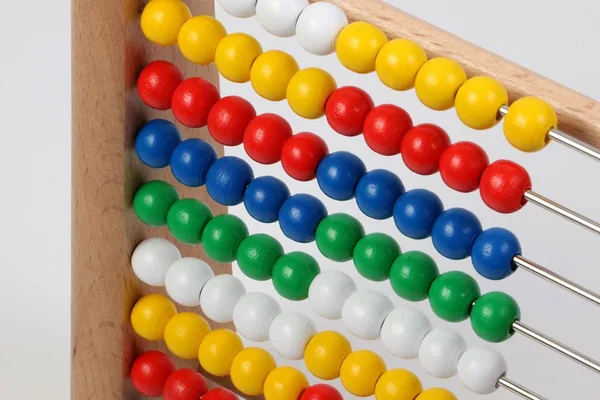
[
  {"left": 512, "top": 321, "right": 600, "bottom": 374},
  {"left": 498, "top": 376, "right": 547, "bottom": 400},
  {"left": 524, "top": 190, "right": 600, "bottom": 235},
  {"left": 513, "top": 255, "right": 600, "bottom": 307}
]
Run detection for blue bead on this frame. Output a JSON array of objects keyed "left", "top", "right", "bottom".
[
  {"left": 432, "top": 208, "right": 483, "bottom": 260},
  {"left": 471, "top": 227, "right": 521, "bottom": 280},
  {"left": 393, "top": 189, "right": 444, "bottom": 239},
  {"left": 279, "top": 194, "right": 328, "bottom": 243},
  {"left": 244, "top": 176, "right": 290, "bottom": 223},
  {"left": 170, "top": 138, "right": 217, "bottom": 187},
  {"left": 135, "top": 119, "right": 181, "bottom": 168},
  {"left": 355, "top": 169, "right": 405, "bottom": 219},
  {"left": 205, "top": 156, "right": 254, "bottom": 206},
  {"left": 316, "top": 151, "right": 367, "bottom": 201}
]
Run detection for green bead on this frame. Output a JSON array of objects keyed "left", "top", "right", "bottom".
[
  {"left": 236, "top": 234, "right": 284, "bottom": 281},
  {"left": 133, "top": 180, "right": 179, "bottom": 226},
  {"left": 201, "top": 214, "right": 249, "bottom": 263},
  {"left": 389, "top": 251, "right": 439, "bottom": 302},
  {"left": 352, "top": 233, "right": 400, "bottom": 282},
  {"left": 470, "top": 291, "right": 520, "bottom": 343},
  {"left": 315, "top": 213, "right": 365, "bottom": 262},
  {"left": 272, "top": 252, "right": 320, "bottom": 300},
  {"left": 167, "top": 198, "right": 213, "bottom": 244},
  {"left": 428, "top": 271, "right": 481, "bottom": 322}
]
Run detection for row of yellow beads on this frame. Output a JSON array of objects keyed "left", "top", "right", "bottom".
[
  {"left": 141, "top": 0, "right": 557, "bottom": 153},
  {"left": 130, "top": 293, "right": 457, "bottom": 400}
]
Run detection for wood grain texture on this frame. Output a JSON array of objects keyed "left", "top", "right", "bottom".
[{"left": 312, "top": 0, "right": 600, "bottom": 150}]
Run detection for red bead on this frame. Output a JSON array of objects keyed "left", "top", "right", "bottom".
[
  {"left": 130, "top": 351, "right": 176, "bottom": 397},
  {"left": 172, "top": 78, "right": 221, "bottom": 128},
  {"left": 243, "top": 113, "right": 293, "bottom": 164},
  {"left": 281, "top": 132, "right": 329, "bottom": 181},
  {"left": 201, "top": 388, "right": 238, "bottom": 400},
  {"left": 439, "top": 142, "right": 489, "bottom": 193},
  {"left": 137, "top": 61, "right": 184, "bottom": 110},
  {"left": 401, "top": 123, "right": 451, "bottom": 175},
  {"left": 325, "top": 86, "right": 374, "bottom": 137},
  {"left": 299, "top": 384, "right": 343, "bottom": 400},
  {"left": 163, "top": 368, "right": 209, "bottom": 400},
  {"left": 363, "top": 104, "right": 413, "bottom": 156},
  {"left": 480, "top": 160, "right": 532, "bottom": 213},
  {"left": 207, "top": 96, "right": 257, "bottom": 146}
]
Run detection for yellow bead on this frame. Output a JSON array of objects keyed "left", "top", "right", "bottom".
[
  {"left": 304, "top": 331, "right": 351, "bottom": 380},
  {"left": 376, "top": 38, "right": 428, "bottom": 91},
  {"left": 415, "top": 57, "right": 467, "bottom": 111},
  {"left": 250, "top": 50, "right": 300, "bottom": 101},
  {"left": 336, "top": 22, "right": 388, "bottom": 74},
  {"left": 141, "top": 0, "right": 191, "bottom": 46},
  {"left": 178, "top": 16, "right": 227, "bottom": 65},
  {"left": 263, "top": 367, "right": 309, "bottom": 400},
  {"left": 455, "top": 76, "right": 508, "bottom": 130},
  {"left": 415, "top": 387, "right": 458, "bottom": 400},
  {"left": 130, "top": 294, "right": 177, "bottom": 341},
  {"left": 286, "top": 68, "right": 337, "bottom": 119},
  {"left": 163, "top": 312, "right": 211, "bottom": 359},
  {"left": 230, "top": 347, "right": 277, "bottom": 396},
  {"left": 198, "top": 329, "right": 244, "bottom": 377},
  {"left": 215, "top": 33, "right": 263, "bottom": 83},
  {"left": 340, "top": 350, "right": 387, "bottom": 397},
  {"left": 503, "top": 96, "right": 557, "bottom": 152},
  {"left": 375, "top": 369, "right": 423, "bottom": 400}
]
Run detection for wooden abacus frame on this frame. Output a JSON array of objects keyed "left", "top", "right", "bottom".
[{"left": 71, "top": 0, "right": 600, "bottom": 399}]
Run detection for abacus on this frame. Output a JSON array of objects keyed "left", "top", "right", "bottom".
[{"left": 71, "top": 1, "right": 600, "bottom": 399}]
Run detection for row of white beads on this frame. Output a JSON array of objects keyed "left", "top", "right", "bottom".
[{"left": 132, "top": 237, "right": 507, "bottom": 395}]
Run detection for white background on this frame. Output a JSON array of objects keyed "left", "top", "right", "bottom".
[{"left": 1, "top": 0, "right": 600, "bottom": 399}]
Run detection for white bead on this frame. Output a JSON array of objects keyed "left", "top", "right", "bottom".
[
  {"left": 233, "top": 292, "right": 281, "bottom": 342},
  {"left": 255, "top": 0, "right": 309, "bottom": 37},
  {"left": 131, "top": 238, "right": 181, "bottom": 287},
  {"left": 381, "top": 307, "right": 432, "bottom": 359},
  {"left": 458, "top": 347, "right": 507, "bottom": 394},
  {"left": 200, "top": 275, "right": 247, "bottom": 323},
  {"left": 419, "top": 328, "right": 467, "bottom": 378},
  {"left": 269, "top": 312, "right": 316, "bottom": 360},
  {"left": 341, "top": 289, "right": 393, "bottom": 340},
  {"left": 309, "top": 270, "right": 357, "bottom": 320},
  {"left": 218, "top": 0, "right": 258, "bottom": 18},
  {"left": 164, "top": 257, "right": 214, "bottom": 306},
  {"left": 296, "top": 2, "right": 348, "bottom": 55}
]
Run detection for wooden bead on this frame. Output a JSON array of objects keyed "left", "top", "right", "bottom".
[
  {"left": 376, "top": 38, "right": 427, "bottom": 91},
  {"left": 170, "top": 138, "right": 218, "bottom": 187},
  {"left": 278, "top": 194, "right": 327, "bottom": 243},
  {"left": 131, "top": 294, "right": 177, "bottom": 341},
  {"left": 308, "top": 270, "right": 357, "bottom": 320},
  {"left": 172, "top": 78, "right": 221, "bottom": 128},
  {"left": 263, "top": 367, "right": 309, "bottom": 400},
  {"left": 375, "top": 369, "right": 423, "bottom": 400},
  {"left": 286, "top": 68, "right": 337, "bottom": 119},
  {"left": 389, "top": 251, "right": 439, "bottom": 302},
  {"left": 355, "top": 169, "right": 405, "bottom": 220},
  {"left": 236, "top": 234, "right": 284, "bottom": 280},
  {"left": 130, "top": 351, "right": 176, "bottom": 397},
  {"left": 201, "top": 214, "right": 249, "bottom": 263},
  {"left": 243, "top": 176, "right": 290, "bottom": 223},
  {"left": 205, "top": 156, "right": 254, "bottom": 206},
  {"left": 165, "top": 257, "right": 214, "bottom": 307},
  {"left": 418, "top": 328, "right": 467, "bottom": 378},
  {"left": 503, "top": 96, "right": 557, "bottom": 152},
  {"left": 281, "top": 132, "right": 329, "bottom": 181},
  {"left": 141, "top": 0, "right": 191, "bottom": 46},
  {"left": 401, "top": 124, "right": 451, "bottom": 175},
  {"left": 457, "top": 347, "right": 507, "bottom": 394},
  {"left": 251, "top": 51, "right": 299, "bottom": 101},
  {"left": 198, "top": 329, "right": 244, "bottom": 377},
  {"left": 431, "top": 208, "right": 482, "bottom": 260},
  {"left": 416, "top": 388, "right": 457, "bottom": 400},
  {"left": 479, "top": 160, "right": 531, "bottom": 213},
  {"left": 471, "top": 228, "right": 521, "bottom": 280},
  {"left": 455, "top": 76, "right": 508, "bottom": 130},
  {"left": 256, "top": 0, "right": 309, "bottom": 37},
  {"left": 340, "top": 350, "right": 387, "bottom": 397},
  {"left": 341, "top": 289, "right": 393, "bottom": 340},
  {"left": 428, "top": 271, "right": 480, "bottom": 323},
  {"left": 295, "top": 2, "right": 348, "bottom": 55},
  {"left": 415, "top": 57, "right": 467, "bottom": 111},
  {"left": 269, "top": 312, "right": 317, "bottom": 360},
  {"left": 243, "top": 113, "right": 294, "bottom": 164},
  {"left": 353, "top": 233, "right": 400, "bottom": 282},
  {"left": 381, "top": 307, "right": 432, "bottom": 359},
  {"left": 215, "top": 33, "right": 263, "bottom": 83},
  {"left": 163, "top": 368, "right": 209, "bottom": 400},
  {"left": 167, "top": 198, "right": 213, "bottom": 244},
  {"left": 470, "top": 291, "right": 520, "bottom": 343},
  {"left": 164, "top": 312, "right": 211, "bottom": 359},
  {"left": 132, "top": 238, "right": 182, "bottom": 287},
  {"left": 300, "top": 384, "right": 343, "bottom": 400},
  {"left": 207, "top": 96, "right": 257, "bottom": 146},
  {"left": 200, "top": 275, "right": 247, "bottom": 323},
  {"left": 304, "top": 331, "right": 352, "bottom": 380},
  {"left": 233, "top": 292, "right": 281, "bottom": 342},
  {"left": 201, "top": 388, "right": 238, "bottom": 400},
  {"left": 325, "top": 86, "right": 374, "bottom": 137},
  {"left": 217, "top": 0, "right": 258, "bottom": 18},
  {"left": 178, "top": 16, "right": 227, "bottom": 65},
  {"left": 133, "top": 180, "right": 179, "bottom": 227},
  {"left": 137, "top": 61, "right": 183, "bottom": 110},
  {"left": 316, "top": 152, "right": 367, "bottom": 201},
  {"left": 363, "top": 104, "right": 413, "bottom": 155},
  {"left": 439, "top": 142, "right": 489, "bottom": 193},
  {"left": 230, "top": 348, "right": 277, "bottom": 396},
  {"left": 336, "top": 21, "right": 388, "bottom": 74},
  {"left": 315, "top": 213, "right": 365, "bottom": 262},
  {"left": 393, "top": 189, "right": 444, "bottom": 240}
]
